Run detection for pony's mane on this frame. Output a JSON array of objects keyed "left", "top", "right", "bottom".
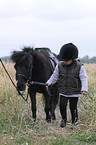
[
  {"left": 11, "top": 46, "right": 51, "bottom": 65},
  {"left": 11, "top": 47, "right": 33, "bottom": 63},
  {"left": 22, "top": 47, "right": 33, "bottom": 52}
]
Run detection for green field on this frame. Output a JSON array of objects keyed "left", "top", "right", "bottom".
[{"left": 0, "top": 62, "right": 96, "bottom": 145}]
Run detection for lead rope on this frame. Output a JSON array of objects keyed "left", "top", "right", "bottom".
[{"left": 0, "top": 58, "right": 28, "bottom": 102}]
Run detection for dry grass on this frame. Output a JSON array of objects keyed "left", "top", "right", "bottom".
[{"left": 0, "top": 62, "right": 96, "bottom": 144}]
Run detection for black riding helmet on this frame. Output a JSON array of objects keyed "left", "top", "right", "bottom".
[{"left": 58, "top": 43, "right": 78, "bottom": 61}]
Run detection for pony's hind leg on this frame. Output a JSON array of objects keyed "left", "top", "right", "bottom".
[
  {"left": 49, "top": 98, "right": 56, "bottom": 120},
  {"left": 44, "top": 92, "right": 51, "bottom": 123},
  {"left": 29, "top": 88, "right": 36, "bottom": 122},
  {"left": 51, "top": 84, "right": 59, "bottom": 120},
  {"left": 51, "top": 95, "right": 58, "bottom": 120}
]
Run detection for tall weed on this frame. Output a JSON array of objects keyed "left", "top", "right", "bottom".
[{"left": 0, "top": 62, "right": 96, "bottom": 144}]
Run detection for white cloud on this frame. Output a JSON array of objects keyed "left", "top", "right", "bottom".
[
  {"left": 0, "top": 0, "right": 34, "bottom": 18},
  {"left": 0, "top": 0, "right": 96, "bottom": 20}
]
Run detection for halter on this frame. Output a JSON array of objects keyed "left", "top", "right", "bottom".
[
  {"left": 17, "top": 74, "right": 28, "bottom": 80},
  {"left": 16, "top": 63, "right": 33, "bottom": 83}
]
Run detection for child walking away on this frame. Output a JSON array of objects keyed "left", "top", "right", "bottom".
[{"left": 46, "top": 43, "right": 88, "bottom": 128}]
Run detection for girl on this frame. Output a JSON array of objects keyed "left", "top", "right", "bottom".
[{"left": 46, "top": 43, "right": 88, "bottom": 128}]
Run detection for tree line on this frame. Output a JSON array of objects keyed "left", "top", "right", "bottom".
[
  {"left": 0, "top": 56, "right": 12, "bottom": 63},
  {"left": 80, "top": 55, "right": 96, "bottom": 64},
  {"left": 1, "top": 55, "right": 96, "bottom": 64}
]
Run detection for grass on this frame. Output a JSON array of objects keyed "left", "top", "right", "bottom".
[{"left": 0, "top": 62, "right": 96, "bottom": 145}]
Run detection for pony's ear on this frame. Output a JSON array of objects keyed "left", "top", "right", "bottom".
[
  {"left": 29, "top": 48, "right": 34, "bottom": 55},
  {"left": 11, "top": 50, "right": 23, "bottom": 63},
  {"left": 11, "top": 51, "right": 18, "bottom": 62}
]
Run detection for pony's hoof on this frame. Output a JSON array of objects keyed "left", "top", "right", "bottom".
[
  {"left": 46, "top": 119, "right": 51, "bottom": 123},
  {"left": 52, "top": 114, "right": 56, "bottom": 120},
  {"left": 33, "top": 118, "right": 36, "bottom": 122},
  {"left": 46, "top": 116, "right": 51, "bottom": 123}
]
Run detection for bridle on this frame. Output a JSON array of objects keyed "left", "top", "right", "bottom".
[
  {"left": 17, "top": 74, "right": 28, "bottom": 80},
  {"left": 16, "top": 63, "right": 33, "bottom": 84}
]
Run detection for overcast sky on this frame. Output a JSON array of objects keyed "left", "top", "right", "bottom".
[{"left": 0, "top": 0, "right": 96, "bottom": 58}]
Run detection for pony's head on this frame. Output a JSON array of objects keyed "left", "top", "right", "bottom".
[{"left": 11, "top": 47, "right": 33, "bottom": 91}]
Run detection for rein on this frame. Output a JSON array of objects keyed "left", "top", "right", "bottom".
[
  {"left": 0, "top": 58, "right": 28, "bottom": 102},
  {"left": 29, "top": 81, "right": 52, "bottom": 96},
  {"left": 30, "top": 81, "right": 47, "bottom": 86}
]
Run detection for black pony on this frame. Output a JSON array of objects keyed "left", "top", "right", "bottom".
[{"left": 11, "top": 47, "right": 59, "bottom": 122}]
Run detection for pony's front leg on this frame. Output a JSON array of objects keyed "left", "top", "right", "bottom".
[{"left": 29, "top": 89, "right": 36, "bottom": 121}]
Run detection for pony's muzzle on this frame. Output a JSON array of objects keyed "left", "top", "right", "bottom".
[{"left": 17, "top": 81, "right": 26, "bottom": 91}]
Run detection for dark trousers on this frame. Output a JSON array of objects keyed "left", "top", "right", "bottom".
[{"left": 59, "top": 95, "right": 78, "bottom": 124}]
